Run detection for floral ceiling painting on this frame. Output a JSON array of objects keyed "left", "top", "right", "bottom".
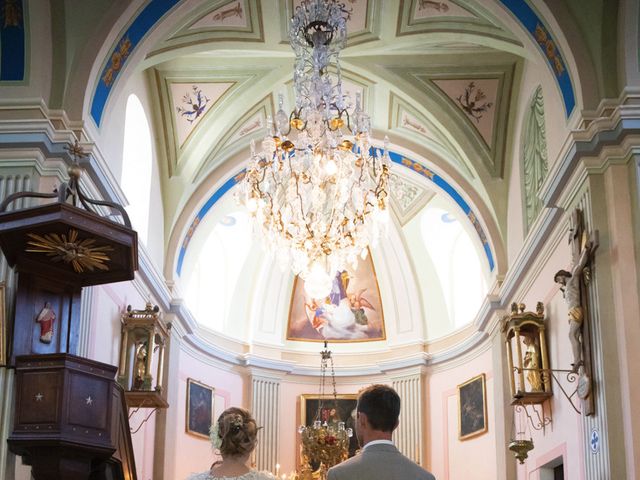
[
  {"left": 432, "top": 78, "right": 499, "bottom": 148},
  {"left": 171, "top": 82, "right": 234, "bottom": 146}
]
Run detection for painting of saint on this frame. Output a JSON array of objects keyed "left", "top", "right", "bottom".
[
  {"left": 458, "top": 373, "right": 488, "bottom": 440},
  {"left": 287, "top": 250, "right": 385, "bottom": 342},
  {"left": 186, "top": 378, "right": 214, "bottom": 438}
]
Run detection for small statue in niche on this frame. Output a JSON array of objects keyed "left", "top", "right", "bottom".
[
  {"left": 35, "top": 302, "right": 55, "bottom": 344},
  {"left": 133, "top": 341, "right": 147, "bottom": 390},
  {"left": 523, "top": 335, "right": 543, "bottom": 392},
  {"left": 554, "top": 211, "right": 598, "bottom": 374}
]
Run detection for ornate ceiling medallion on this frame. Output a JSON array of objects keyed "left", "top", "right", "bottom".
[{"left": 26, "top": 229, "right": 114, "bottom": 273}]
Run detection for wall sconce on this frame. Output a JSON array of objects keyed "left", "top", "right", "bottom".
[{"left": 117, "top": 302, "right": 170, "bottom": 409}]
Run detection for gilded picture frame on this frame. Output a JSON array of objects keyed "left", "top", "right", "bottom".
[
  {"left": 186, "top": 378, "right": 214, "bottom": 439},
  {"left": 300, "top": 394, "right": 359, "bottom": 458},
  {"left": 0, "top": 283, "right": 5, "bottom": 365},
  {"left": 458, "top": 373, "right": 488, "bottom": 440}
]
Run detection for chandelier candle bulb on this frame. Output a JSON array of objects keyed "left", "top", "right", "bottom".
[
  {"left": 240, "top": 0, "right": 390, "bottom": 299},
  {"left": 324, "top": 159, "right": 338, "bottom": 175}
]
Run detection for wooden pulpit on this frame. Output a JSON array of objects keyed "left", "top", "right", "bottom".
[{"left": 0, "top": 148, "right": 139, "bottom": 480}]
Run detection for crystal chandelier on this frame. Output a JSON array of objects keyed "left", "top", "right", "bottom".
[
  {"left": 240, "top": 0, "right": 390, "bottom": 299},
  {"left": 298, "top": 342, "right": 352, "bottom": 479}
]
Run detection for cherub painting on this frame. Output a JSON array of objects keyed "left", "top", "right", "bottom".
[{"left": 287, "top": 250, "right": 385, "bottom": 342}]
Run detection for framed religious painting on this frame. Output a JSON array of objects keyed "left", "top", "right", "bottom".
[
  {"left": 287, "top": 249, "right": 385, "bottom": 342},
  {"left": 186, "top": 378, "right": 214, "bottom": 439},
  {"left": 458, "top": 373, "right": 488, "bottom": 440},
  {"left": 300, "top": 394, "right": 359, "bottom": 458},
  {"left": 0, "top": 283, "right": 5, "bottom": 365}
]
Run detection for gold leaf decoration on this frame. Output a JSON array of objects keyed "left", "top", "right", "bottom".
[{"left": 26, "top": 229, "right": 114, "bottom": 273}]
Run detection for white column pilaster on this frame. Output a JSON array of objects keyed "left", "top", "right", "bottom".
[
  {"left": 250, "top": 372, "right": 281, "bottom": 472},
  {"left": 391, "top": 367, "right": 426, "bottom": 465}
]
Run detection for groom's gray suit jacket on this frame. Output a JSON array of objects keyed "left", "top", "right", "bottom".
[{"left": 327, "top": 443, "right": 436, "bottom": 480}]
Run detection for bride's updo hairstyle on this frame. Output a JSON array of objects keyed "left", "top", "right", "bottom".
[{"left": 215, "top": 407, "right": 258, "bottom": 457}]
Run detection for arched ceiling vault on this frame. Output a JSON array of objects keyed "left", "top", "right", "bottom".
[
  {"left": 134, "top": 0, "right": 531, "bottom": 246},
  {"left": 76, "top": 0, "right": 606, "bottom": 288}
]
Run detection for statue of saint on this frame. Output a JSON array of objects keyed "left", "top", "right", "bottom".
[
  {"left": 523, "top": 335, "right": 543, "bottom": 392},
  {"left": 35, "top": 302, "right": 55, "bottom": 344},
  {"left": 133, "top": 341, "right": 147, "bottom": 390},
  {"left": 554, "top": 212, "right": 597, "bottom": 373}
]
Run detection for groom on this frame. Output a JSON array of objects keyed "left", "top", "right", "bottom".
[{"left": 327, "top": 384, "right": 436, "bottom": 480}]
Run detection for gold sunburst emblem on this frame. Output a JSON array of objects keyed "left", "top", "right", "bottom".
[{"left": 26, "top": 229, "right": 114, "bottom": 273}]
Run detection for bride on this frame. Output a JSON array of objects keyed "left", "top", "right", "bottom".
[{"left": 188, "top": 407, "right": 276, "bottom": 480}]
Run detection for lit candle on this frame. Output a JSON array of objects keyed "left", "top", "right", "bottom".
[{"left": 275, "top": 463, "right": 280, "bottom": 476}]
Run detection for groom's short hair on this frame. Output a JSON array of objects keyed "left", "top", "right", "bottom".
[{"left": 357, "top": 384, "right": 400, "bottom": 433}]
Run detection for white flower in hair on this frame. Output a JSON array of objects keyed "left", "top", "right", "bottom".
[{"left": 209, "top": 423, "right": 222, "bottom": 450}]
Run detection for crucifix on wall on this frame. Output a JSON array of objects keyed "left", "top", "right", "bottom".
[{"left": 553, "top": 208, "right": 598, "bottom": 415}]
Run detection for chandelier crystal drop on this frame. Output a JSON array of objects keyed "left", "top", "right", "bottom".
[{"left": 240, "top": 0, "right": 390, "bottom": 299}]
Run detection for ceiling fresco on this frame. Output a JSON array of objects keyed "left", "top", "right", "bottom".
[
  {"left": 190, "top": 1, "right": 248, "bottom": 29},
  {"left": 388, "top": 172, "right": 434, "bottom": 226},
  {"left": 432, "top": 78, "right": 499, "bottom": 148},
  {"left": 170, "top": 82, "right": 234, "bottom": 146},
  {"left": 412, "top": 0, "right": 475, "bottom": 19}
]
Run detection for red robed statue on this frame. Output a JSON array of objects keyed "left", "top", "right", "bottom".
[{"left": 36, "top": 302, "right": 55, "bottom": 344}]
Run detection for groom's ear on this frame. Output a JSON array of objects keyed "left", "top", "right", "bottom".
[{"left": 357, "top": 411, "right": 368, "bottom": 429}]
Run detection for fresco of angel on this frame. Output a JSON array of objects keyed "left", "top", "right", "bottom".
[{"left": 287, "top": 253, "right": 385, "bottom": 342}]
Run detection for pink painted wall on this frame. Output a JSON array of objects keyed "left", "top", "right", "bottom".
[
  {"left": 89, "top": 281, "right": 158, "bottom": 480},
  {"left": 427, "top": 348, "right": 497, "bottom": 480},
  {"left": 515, "top": 239, "right": 586, "bottom": 480},
  {"left": 170, "top": 349, "right": 246, "bottom": 480}
]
